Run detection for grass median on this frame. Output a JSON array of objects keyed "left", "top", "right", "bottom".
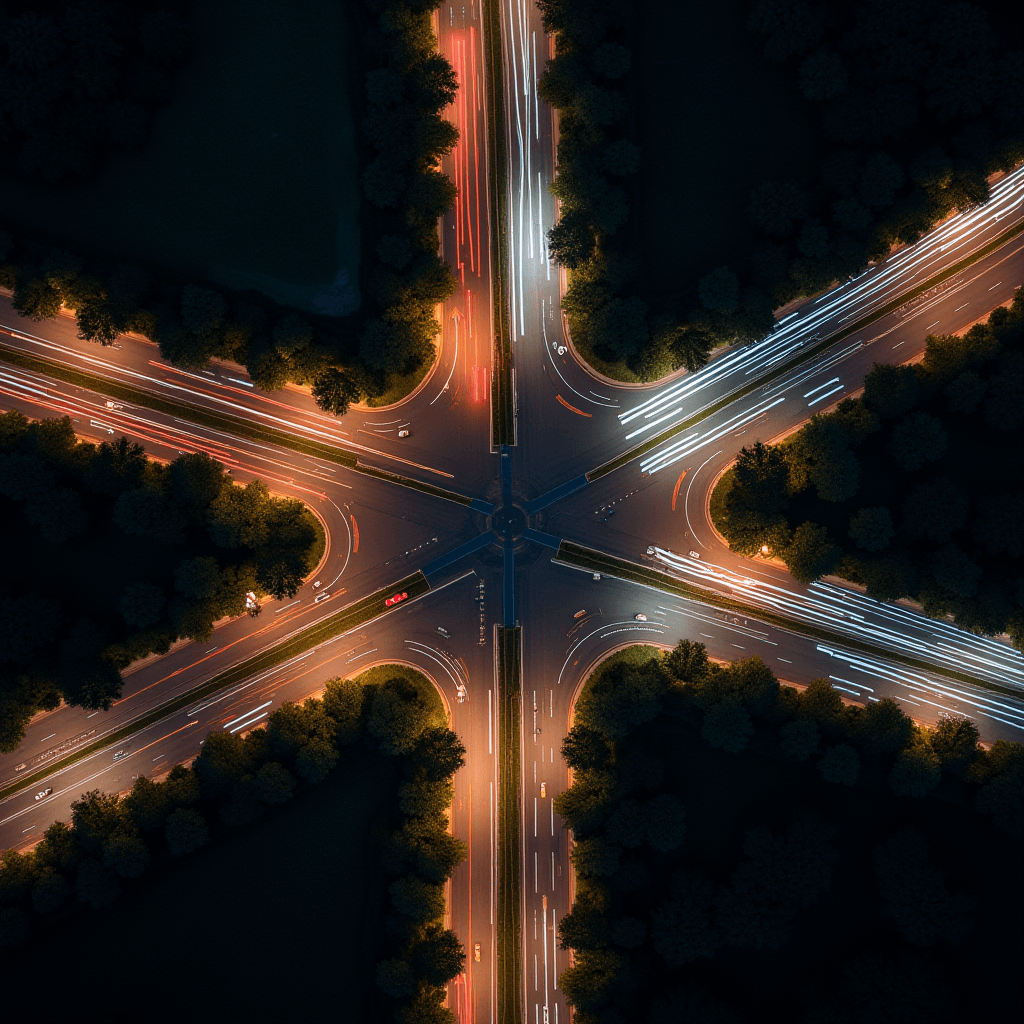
[
  {"left": 495, "top": 624, "right": 523, "bottom": 1024},
  {"left": 0, "top": 571, "right": 430, "bottom": 804},
  {"left": 482, "top": 0, "right": 514, "bottom": 447},
  {"left": 554, "top": 541, "right": 1019, "bottom": 697},
  {"left": 588, "top": 217, "right": 1024, "bottom": 481},
  {"left": 0, "top": 338, "right": 473, "bottom": 508}
]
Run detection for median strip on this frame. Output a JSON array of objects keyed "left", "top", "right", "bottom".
[
  {"left": 0, "top": 572, "right": 430, "bottom": 804},
  {"left": 495, "top": 624, "right": 523, "bottom": 1024},
  {"left": 588, "top": 217, "right": 1024, "bottom": 481},
  {"left": 482, "top": 0, "right": 514, "bottom": 447},
  {"left": 0, "top": 339, "right": 474, "bottom": 507},
  {"left": 553, "top": 541, "right": 1019, "bottom": 696}
]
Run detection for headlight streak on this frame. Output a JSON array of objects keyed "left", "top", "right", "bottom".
[
  {"left": 639, "top": 397, "right": 785, "bottom": 475},
  {"left": 651, "top": 548, "right": 1024, "bottom": 686},
  {"left": 617, "top": 164, "right": 1024, "bottom": 433}
]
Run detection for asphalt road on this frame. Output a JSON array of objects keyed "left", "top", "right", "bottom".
[{"left": 1, "top": 4, "right": 1024, "bottom": 1023}]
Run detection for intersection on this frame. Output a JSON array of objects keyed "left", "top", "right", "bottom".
[{"left": 1, "top": 3, "right": 1024, "bottom": 1022}]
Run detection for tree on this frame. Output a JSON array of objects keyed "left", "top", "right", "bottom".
[
  {"left": 945, "top": 369, "right": 988, "bottom": 413},
  {"left": 119, "top": 581, "right": 166, "bottom": 629},
  {"left": 102, "top": 833, "right": 150, "bottom": 879},
  {"left": 975, "top": 765, "right": 1024, "bottom": 837},
  {"left": 984, "top": 352, "right": 1024, "bottom": 431},
  {"left": 863, "top": 362, "right": 918, "bottom": 418},
  {"left": 554, "top": 771, "right": 614, "bottom": 836},
  {"left": 748, "top": 180, "right": 808, "bottom": 236},
  {"left": 168, "top": 452, "right": 226, "bottom": 511},
  {"left": 819, "top": 743, "right": 860, "bottom": 785},
  {"left": 859, "top": 153, "right": 905, "bottom": 209},
  {"left": 559, "top": 948, "right": 621, "bottom": 1014},
  {"left": 390, "top": 874, "right": 446, "bottom": 923},
  {"left": 848, "top": 506, "right": 894, "bottom": 552},
  {"left": 75, "top": 858, "right": 122, "bottom": 909},
  {"left": 779, "top": 718, "right": 820, "bottom": 761},
  {"left": 24, "top": 486, "right": 89, "bottom": 544},
  {"left": 296, "top": 740, "right": 338, "bottom": 784},
  {"left": 591, "top": 42, "right": 631, "bottom": 79},
  {"left": 931, "top": 544, "right": 982, "bottom": 597},
  {"left": 859, "top": 698, "right": 913, "bottom": 756},
  {"left": 192, "top": 730, "right": 251, "bottom": 800},
  {"left": 571, "top": 836, "right": 622, "bottom": 878},
  {"left": 32, "top": 868, "right": 72, "bottom": 914},
  {"left": 721, "top": 442, "right": 790, "bottom": 556},
  {"left": 71, "top": 790, "right": 132, "bottom": 855},
  {"left": 376, "top": 958, "right": 416, "bottom": 998},
  {"left": 747, "top": 0, "right": 824, "bottom": 62},
  {"left": 901, "top": 478, "right": 969, "bottom": 543},
  {"left": 368, "top": 677, "right": 432, "bottom": 756},
  {"left": 972, "top": 493, "right": 1024, "bottom": 557},
  {"left": 652, "top": 871, "right": 720, "bottom": 966},
  {"left": 603, "top": 139, "right": 640, "bottom": 176},
  {"left": 890, "top": 744, "right": 942, "bottom": 798},
  {"left": 643, "top": 793, "right": 687, "bottom": 852},
  {"left": 890, "top": 412, "right": 948, "bottom": 470},
  {"left": 207, "top": 478, "right": 272, "bottom": 549},
  {"left": 612, "top": 916, "right": 646, "bottom": 948},
  {"left": 311, "top": 367, "right": 362, "bottom": 416},
  {"left": 874, "top": 830, "right": 972, "bottom": 945},
  {"left": 701, "top": 700, "right": 754, "bottom": 753},
  {"left": 412, "top": 727, "right": 466, "bottom": 782},
  {"left": 604, "top": 798, "right": 645, "bottom": 849},
  {"left": 561, "top": 725, "right": 612, "bottom": 772},
  {"left": 411, "top": 927, "right": 465, "bottom": 986},
  {"left": 253, "top": 762, "right": 296, "bottom": 804},
  {"left": 180, "top": 285, "right": 225, "bottom": 337},
  {"left": 35, "top": 821, "right": 78, "bottom": 873},
  {"left": 165, "top": 808, "right": 210, "bottom": 856},
  {"left": 113, "top": 485, "right": 184, "bottom": 545},
  {"left": 698, "top": 267, "right": 740, "bottom": 311},
  {"left": 399, "top": 779, "right": 453, "bottom": 819},
  {"left": 575, "top": 658, "right": 666, "bottom": 740},
  {"left": 546, "top": 210, "right": 595, "bottom": 269},
  {"left": 784, "top": 522, "right": 841, "bottom": 583},
  {"left": 322, "top": 677, "right": 365, "bottom": 745},
  {"left": 930, "top": 717, "right": 980, "bottom": 778},
  {"left": 799, "top": 47, "right": 848, "bottom": 101}
]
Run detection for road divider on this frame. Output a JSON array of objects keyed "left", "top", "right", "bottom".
[
  {"left": 495, "top": 624, "right": 523, "bottom": 1024},
  {"left": 0, "top": 340, "right": 474, "bottom": 507},
  {"left": 552, "top": 541, "right": 1018, "bottom": 696},
  {"left": 587, "top": 217, "right": 1024, "bottom": 481},
  {"left": 0, "top": 571, "right": 430, "bottom": 804},
  {"left": 482, "top": 0, "right": 514, "bottom": 447}
]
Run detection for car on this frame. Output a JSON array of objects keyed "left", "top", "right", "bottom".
[
  {"left": 437, "top": 626, "right": 450, "bottom": 638},
  {"left": 314, "top": 592, "right": 331, "bottom": 603},
  {"left": 474, "top": 943, "right": 481, "bottom": 962},
  {"left": 540, "top": 782, "right": 547, "bottom": 798},
  {"left": 689, "top": 550, "right": 701, "bottom": 559},
  {"left": 634, "top": 613, "right": 648, "bottom": 621},
  {"left": 385, "top": 591, "right": 409, "bottom": 607},
  {"left": 573, "top": 609, "right": 587, "bottom": 619},
  {"left": 113, "top": 750, "right": 127, "bottom": 761},
  {"left": 34, "top": 788, "right": 52, "bottom": 801},
  {"left": 398, "top": 429, "right": 410, "bottom": 438},
  {"left": 313, "top": 580, "right": 322, "bottom": 589}
]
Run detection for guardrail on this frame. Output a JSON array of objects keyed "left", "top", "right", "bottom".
[{"left": 0, "top": 571, "right": 430, "bottom": 803}]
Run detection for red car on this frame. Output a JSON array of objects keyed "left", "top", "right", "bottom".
[{"left": 385, "top": 591, "right": 408, "bottom": 607}]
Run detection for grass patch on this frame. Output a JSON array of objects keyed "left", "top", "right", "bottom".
[
  {"left": 0, "top": 751, "right": 393, "bottom": 1023},
  {"left": 496, "top": 625, "right": 523, "bottom": 1023},
  {"left": 709, "top": 466, "right": 734, "bottom": 537},
  {"left": 554, "top": 541, "right": 1017, "bottom": 696},
  {"left": 362, "top": 353, "right": 435, "bottom": 408},
  {"left": 350, "top": 663, "right": 447, "bottom": 725},
  {"left": 0, "top": 572, "right": 431, "bottom": 803},
  {"left": 0, "top": 1, "right": 361, "bottom": 317},
  {"left": 633, "top": 0, "right": 818, "bottom": 291}
]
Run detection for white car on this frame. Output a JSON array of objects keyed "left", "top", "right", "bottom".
[
  {"left": 314, "top": 592, "right": 331, "bottom": 603},
  {"left": 398, "top": 429, "right": 410, "bottom": 438},
  {"left": 34, "top": 788, "right": 52, "bottom": 801},
  {"left": 689, "top": 550, "right": 701, "bottom": 559},
  {"left": 634, "top": 613, "right": 648, "bottom": 621}
]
